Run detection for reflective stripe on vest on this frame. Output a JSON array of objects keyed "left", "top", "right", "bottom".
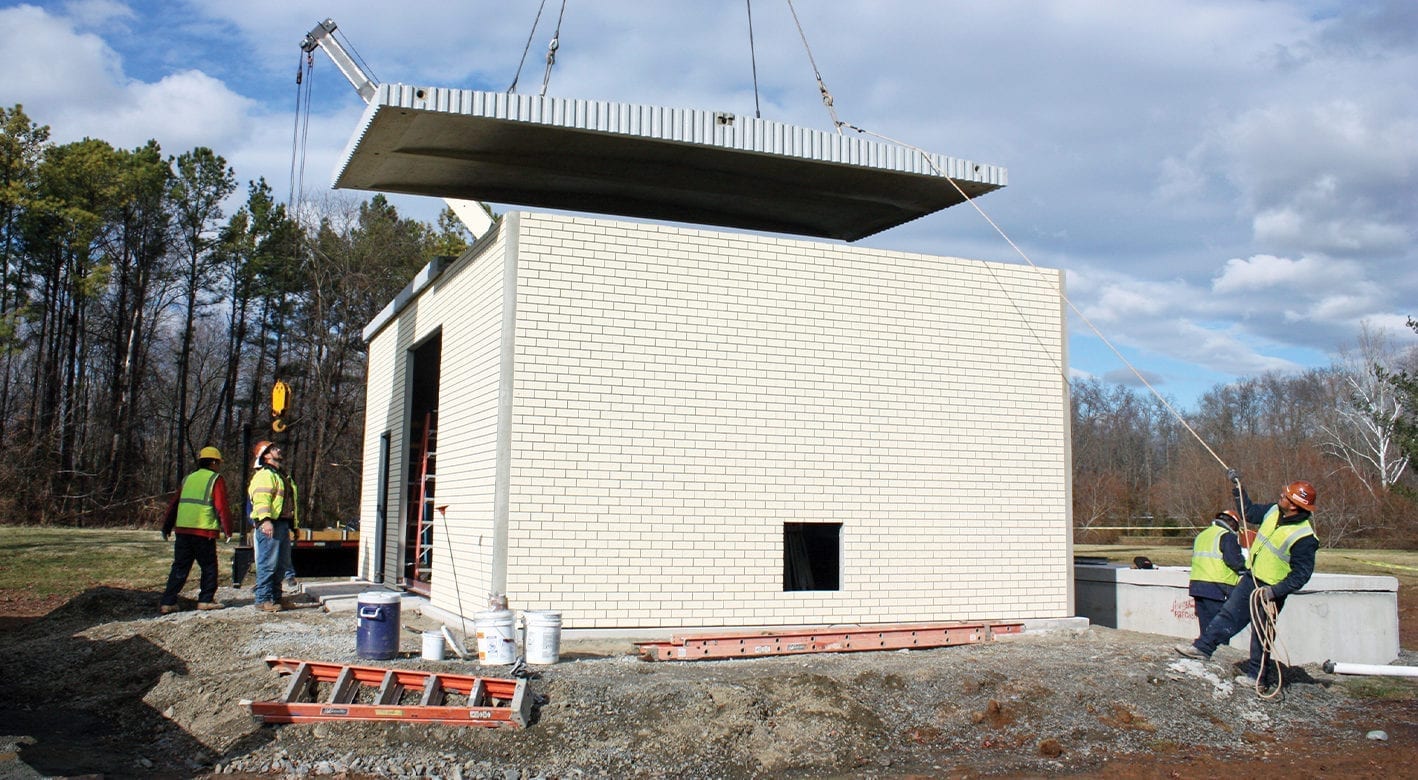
[
  {"left": 249, "top": 467, "right": 299, "bottom": 528},
  {"left": 175, "top": 468, "right": 220, "bottom": 531},
  {"left": 1248, "top": 505, "right": 1316, "bottom": 585},
  {"left": 1190, "top": 523, "right": 1240, "bottom": 586}
]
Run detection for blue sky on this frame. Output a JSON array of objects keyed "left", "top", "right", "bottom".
[{"left": 2, "top": 0, "right": 1415, "bottom": 410}]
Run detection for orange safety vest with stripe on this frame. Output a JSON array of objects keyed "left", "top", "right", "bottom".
[
  {"left": 1189, "top": 522, "right": 1241, "bottom": 586},
  {"left": 248, "top": 466, "right": 299, "bottom": 528},
  {"left": 1248, "top": 505, "right": 1315, "bottom": 585},
  {"left": 175, "top": 468, "right": 221, "bottom": 532}
]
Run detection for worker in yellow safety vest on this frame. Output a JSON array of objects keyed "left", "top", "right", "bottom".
[
  {"left": 1187, "top": 510, "right": 1246, "bottom": 632},
  {"left": 1177, "top": 472, "right": 1318, "bottom": 689},
  {"left": 249, "top": 440, "right": 300, "bottom": 613},
  {"left": 159, "top": 447, "right": 234, "bottom": 614}
]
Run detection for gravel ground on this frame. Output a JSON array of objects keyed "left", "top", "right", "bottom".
[{"left": 1, "top": 582, "right": 1415, "bottom": 779}]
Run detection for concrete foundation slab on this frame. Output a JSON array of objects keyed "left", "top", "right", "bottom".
[{"left": 1075, "top": 563, "right": 1399, "bottom": 665}]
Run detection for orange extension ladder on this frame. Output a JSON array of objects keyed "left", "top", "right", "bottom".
[{"left": 635, "top": 621, "right": 1024, "bottom": 661}]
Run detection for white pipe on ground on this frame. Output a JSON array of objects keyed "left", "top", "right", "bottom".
[{"left": 1323, "top": 660, "right": 1418, "bottom": 677}]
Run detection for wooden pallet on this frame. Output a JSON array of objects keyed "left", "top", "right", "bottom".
[
  {"left": 635, "top": 621, "right": 1023, "bottom": 661},
  {"left": 243, "top": 656, "right": 531, "bottom": 727}
]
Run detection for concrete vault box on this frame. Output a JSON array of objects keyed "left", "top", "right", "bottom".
[
  {"left": 357, "top": 212, "right": 1071, "bottom": 630},
  {"left": 334, "top": 85, "right": 1007, "bottom": 241}
]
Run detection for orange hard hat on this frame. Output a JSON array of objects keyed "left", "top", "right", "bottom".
[
  {"left": 252, "top": 440, "right": 275, "bottom": 467},
  {"left": 1215, "top": 509, "right": 1240, "bottom": 528},
  {"left": 1283, "top": 480, "right": 1317, "bottom": 511}
]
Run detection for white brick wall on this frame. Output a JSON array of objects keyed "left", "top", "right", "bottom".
[
  {"left": 506, "top": 214, "right": 1068, "bottom": 627},
  {"left": 364, "top": 212, "right": 1070, "bottom": 629}
]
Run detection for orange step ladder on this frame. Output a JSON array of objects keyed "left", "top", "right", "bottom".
[
  {"left": 244, "top": 656, "right": 532, "bottom": 727},
  {"left": 635, "top": 621, "right": 1023, "bottom": 661}
]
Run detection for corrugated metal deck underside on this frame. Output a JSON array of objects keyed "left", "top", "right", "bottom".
[{"left": 334, "top": 85, "right": 1007, "bottom": 242}]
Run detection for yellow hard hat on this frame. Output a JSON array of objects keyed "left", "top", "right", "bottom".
[{"left": 198, "top": 446, "right": 223, "bottom": 462}]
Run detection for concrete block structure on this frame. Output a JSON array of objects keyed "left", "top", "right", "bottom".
[
  {"left": 358, "top": 211, "right": 1071, "bottom": 629},
  {"left": 1074, "top": 563, "right": 1400, "bottom": 664}
]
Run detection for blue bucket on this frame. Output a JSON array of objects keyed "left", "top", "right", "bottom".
[{"left": 356, "top": 591, "right": 401, "bottom": 660}]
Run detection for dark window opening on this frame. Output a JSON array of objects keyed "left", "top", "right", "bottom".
[{"left": 784, "top": 522, "right": 841, "bottom": 591}]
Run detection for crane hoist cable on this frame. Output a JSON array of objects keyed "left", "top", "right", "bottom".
[
  {"left": 289, "top": 47, "right": 313, "bottom": 213},
  {"left": 746, "top": 0, "right": 762, "bottom": 119}
]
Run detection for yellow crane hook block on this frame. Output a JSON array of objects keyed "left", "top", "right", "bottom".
[{"left": 272, "top": 380, "right": 292, "bottom": 431}]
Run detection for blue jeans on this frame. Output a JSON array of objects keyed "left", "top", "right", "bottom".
[
  {"left": 252, "top": 524, "right": 297, "bottom": 581},
  {"left": 253, "top": 520, "right": 293, "bottom": 605},
  {"left": 1193, "top": 573, "right": 1283, "bottom": 678}
]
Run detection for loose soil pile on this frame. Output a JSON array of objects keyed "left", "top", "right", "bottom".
[{"left": 1, "top": 582, "right": 1414, "bottom": 778}]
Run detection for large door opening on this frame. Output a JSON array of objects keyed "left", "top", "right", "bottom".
[{"left": 403, "top": 332, "right": 441, "bottom": 595}]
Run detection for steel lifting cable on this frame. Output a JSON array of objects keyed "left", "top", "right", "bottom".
[
  {"left": 508, "top": 0, "right": 550, "bottom": 93},
  {"left": 539, "top": 0, "right": 569, "bottom": 97},
  {"left": 785, "top": 0, "right": 843, "bottom": 133}
]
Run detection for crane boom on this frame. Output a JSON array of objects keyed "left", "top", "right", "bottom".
[
  {"left": 301, "top": 19, "right": 378, "bottom": 103},
  {"left": 300, "top": 19, "right": 493, "bottom": 239}
]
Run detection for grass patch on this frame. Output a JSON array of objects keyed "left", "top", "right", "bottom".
[
  {"left": 1338, "top": 676, "right": 1418, "bottom": 700},
  {"left": 0, "top": 527, "right": 171, "bottom": 599}
]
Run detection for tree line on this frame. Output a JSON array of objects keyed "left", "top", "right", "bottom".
[
  {"left": 1074, "top": 321, "right": 1418, "bottom": 547},
  {"left": 0, "top": 104, "right": 467, "bottom": 529},
  {"left": 3, "top": 103, "right": 1415, "bottom": 548}
]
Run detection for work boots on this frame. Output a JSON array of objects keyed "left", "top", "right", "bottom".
[
  {"left": 197, "top": 601, "right": 226, "bottom": 611},
  {"left": 258, "top": 601, "right": 283, "bottom": 613},
  {"left": 159, "top": 603, "right": 180, "bottom": 615}
]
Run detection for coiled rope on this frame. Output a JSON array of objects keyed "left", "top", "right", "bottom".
[{"left": 1248, "top": 584, "right": 1286, "bottom": 699}]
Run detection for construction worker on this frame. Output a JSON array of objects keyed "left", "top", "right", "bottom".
[
  {"left": 1187, "top": 510, "right": 1246, "bottom": 632},
  {"left": 249, "top": 440, "right": 300, "bottom": 612},
  {"left": 159, "top": 447, "right": 234, "bottom": 614},
  {"left": 1177, "top": 472, "right": 1319, "bottom": 689}
]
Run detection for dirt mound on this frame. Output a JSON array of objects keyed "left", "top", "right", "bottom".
[{"left": 1, "top": 582, "right": 1414, "bottom": 778}]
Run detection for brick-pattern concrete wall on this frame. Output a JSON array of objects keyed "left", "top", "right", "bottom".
[
  {"left": 504, "top": 213, "right": 1069, "bottom": 627},
  {"left": 360, "top": 239, "right": 509, "bottom": 615}
]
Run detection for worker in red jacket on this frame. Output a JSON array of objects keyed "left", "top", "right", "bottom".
[{"left": 159, "top": 447, "right": 234, "bottom": 614}]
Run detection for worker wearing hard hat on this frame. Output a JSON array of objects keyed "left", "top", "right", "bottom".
[
  {"left": 249, "top": 440, "right": 300, "bottom": 613},
  {"left": 159, "top": 447, "right": 234, "bottom": 614},
  {"left": 1177, "top": 472, "right": 1319, "bottom": 689},
  {"left": 1186, "top": 510, "right": 1246, "bottom": 633}
]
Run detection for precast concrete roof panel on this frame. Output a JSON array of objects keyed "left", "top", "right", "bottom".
[{"left": 334, "top": 84, "right": 1007, "bottom": 242}]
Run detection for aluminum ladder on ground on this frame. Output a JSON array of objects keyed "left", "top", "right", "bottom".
[{"left": 244, "top": 656, "right": 532, "bottom": 727}]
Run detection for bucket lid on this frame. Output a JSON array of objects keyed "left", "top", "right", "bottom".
[
  {"left": 473, "top": 609, "right": 514, "bottom": 621},
  {"left": 359, "top": 591, "right": 400, "bottom": 604}
]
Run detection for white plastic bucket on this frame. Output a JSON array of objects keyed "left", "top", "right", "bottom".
[
  {"left": 421, "top": 630, "right": 445, "bottom": 661},
  {"left": 522, "top": 610, "right": 563, "bottom": 665},
  {"left": 473, "top": 609, "right": 516, "bottom": 665}
]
